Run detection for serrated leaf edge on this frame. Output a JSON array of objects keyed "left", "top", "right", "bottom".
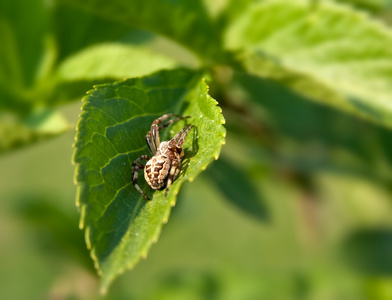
[{"left": 73, "top": 73, "right": 226, "bottom": 293}]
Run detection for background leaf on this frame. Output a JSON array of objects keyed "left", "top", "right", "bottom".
[
  {"left": 0, "top": 109, "right": 68, "bottom": 154},
  {"left": 51, "top": 3, "right": 132, "bottom": 61},
  {"left": 57, "top": 0, "right": 221, "bottom": 60},
  {"left": 55, "top": 43, "right": 179, "bottom": 81},
  {"left": 46, "top": 43, "right": 182, "bottom": 106},
  {"left": 231, "top": 72, "right": 392, "bottom": 181},
  {"left": 337, "top": 0, "right": 392, "bottom": 12},
  {"left": 342, "top": 229, "right": 392, "bottom": 275},
  {"left": 224, "top": 0, "right": 392, "bottom": 128},
  {"left": 205, "top": 157, "right": 269, "bottom": 221},
  {"left": 0, "top": 0, "right": 50, "bottom": 89},
  {"left": 73, "top": 69, "right": 226, "bottom": 291},
  {"left": 0, "top": 0, "right": 53, "bottom": 115}
]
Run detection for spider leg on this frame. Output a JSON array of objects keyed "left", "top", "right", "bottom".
[
  {"left": 165, "top": 159, "right": 180, "bottom": 197},
  {"left": 176, "top": 124, "right": 194, "bottom": 148},
  {"left": 151, "top": 124, "right": 160, "bottom": 152},
  {"left": 147, "top": 114, "right": 190, "bottom": 153},
  {"left": 151, "top": 113, "right": 181, "bottom": 127},
  {"left": 147, "top": 114, "right": 177, "bottom": 153},
  {"left": 132, "top": 155, "right": 150, "bottom": 200},
  {"left": 168, "top": 124, "right": 194, "bottom": 148},
  {"left": 157, "top": 116, "right": 190, "bottom": 131},
  {"left": 146, "top": 131, "right": 157, "bottom": 155},
  {"left": 173, "top": 156, "right": 181, "bottom": 181}
]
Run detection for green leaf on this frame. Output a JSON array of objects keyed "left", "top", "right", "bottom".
[
  {"left": 0, "top": 109, "right": 69, "bottom": 154},
  {"left": 55, "top": 43, "right": 179, "bottom": 81},
  {"left": 224, "top": 0, "right": 392, "bottom": 128},
  {"left": 52, "top": 3, "right": 132, "bottom": 61},
  {"left": 342, "top": 229, "right": 392, "bottom": 275},
  {"left": 205, "top": 157, "right": 269, "bottom": 221},
  {"left": 337, "top": 0, "right": 392, "bottom": 12},
  {"left": 232, "top": 72, "right": 392, "bottom": 185},
  {"left": 0, "top": 0, "right": 50, "bottom": 88},
  {"left": 73, "top": 68, "right": 226, "bottom": 291},
  {"left": 0, "top": 0, "right": 55, "bottom": 114},
  {"left": 47, "top": 43, "right": 181, "bottom": 106},
  {"left": 57, "top": 0, "right": 221, "bottom": 59}
]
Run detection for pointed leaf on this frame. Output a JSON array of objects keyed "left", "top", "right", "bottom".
[
  {"left": 73, "top": 69, "right": 226, "bottom": 291},
  {"left": 225, "top": 0, "right": 392, "bottom": 128}
]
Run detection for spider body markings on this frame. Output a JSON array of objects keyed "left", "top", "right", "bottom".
[{"left": 132, "top": 114, "right": 193, "bottom": 200}]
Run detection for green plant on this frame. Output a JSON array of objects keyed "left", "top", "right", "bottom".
[{"left": 2, "top": 0, "right": 392, "bottom": 296}]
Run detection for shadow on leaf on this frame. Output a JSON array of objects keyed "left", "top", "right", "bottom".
[
  {"left": 341, "top": 228, "right": 392, "bottom": 275},
  {"left": 206, "top": 158, "right": 269, "bottom": 222},
  {"left": 179, "top": 126, "right": 199, "bottom": 179}
]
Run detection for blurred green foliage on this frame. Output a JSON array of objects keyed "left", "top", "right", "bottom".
[{"left": 1, "top": 0, "right": 392, "bottom": 298}]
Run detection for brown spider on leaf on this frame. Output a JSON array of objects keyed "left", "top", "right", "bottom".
[{"left": 132, "top": 114, "right": 193, "bottom": 200}]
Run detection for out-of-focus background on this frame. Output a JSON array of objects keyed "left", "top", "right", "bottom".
[{"left": 2, "top": 0, "right": 392, "bottom": 299}]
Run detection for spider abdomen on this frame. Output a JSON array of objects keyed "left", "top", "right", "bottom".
[
  {"left": 144, "top": 155, "right": 171, "bottom": 189},
  {"left": 132, "top": 114, "right": 193, "bottom": 200}
]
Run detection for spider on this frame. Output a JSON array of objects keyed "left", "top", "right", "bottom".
[{"left": 132, "top": 113, "right": 193, "bottom": 200}]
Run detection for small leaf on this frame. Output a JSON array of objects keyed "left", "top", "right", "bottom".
[
  {"left": 48, "top": 43, "right": 180, "bottom": 105},
  {"left": 225, "top": 0, "right": 392, "bottom": 128},
  {"left": 55, "top": 43, "right": 179, "bottom": 81},
  {"left": 0, "top": 109, "right": 69, "bottom": 154},
  {"left": 73, "top": 69, "right": 226, "bottom": 291}
]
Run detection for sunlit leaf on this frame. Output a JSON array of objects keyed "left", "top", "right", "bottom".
[
  {"left": 55, "top": 43, "right": 179, "bottom": 81},
  {"left": 225, "top": 0, "right": 392, "bottom": 128},
  {"left": 73, "top": 69, "right": 226, "bottom": 291},
  {"left": 47, "top": 43, "right": 181, "bottom": 106}
]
